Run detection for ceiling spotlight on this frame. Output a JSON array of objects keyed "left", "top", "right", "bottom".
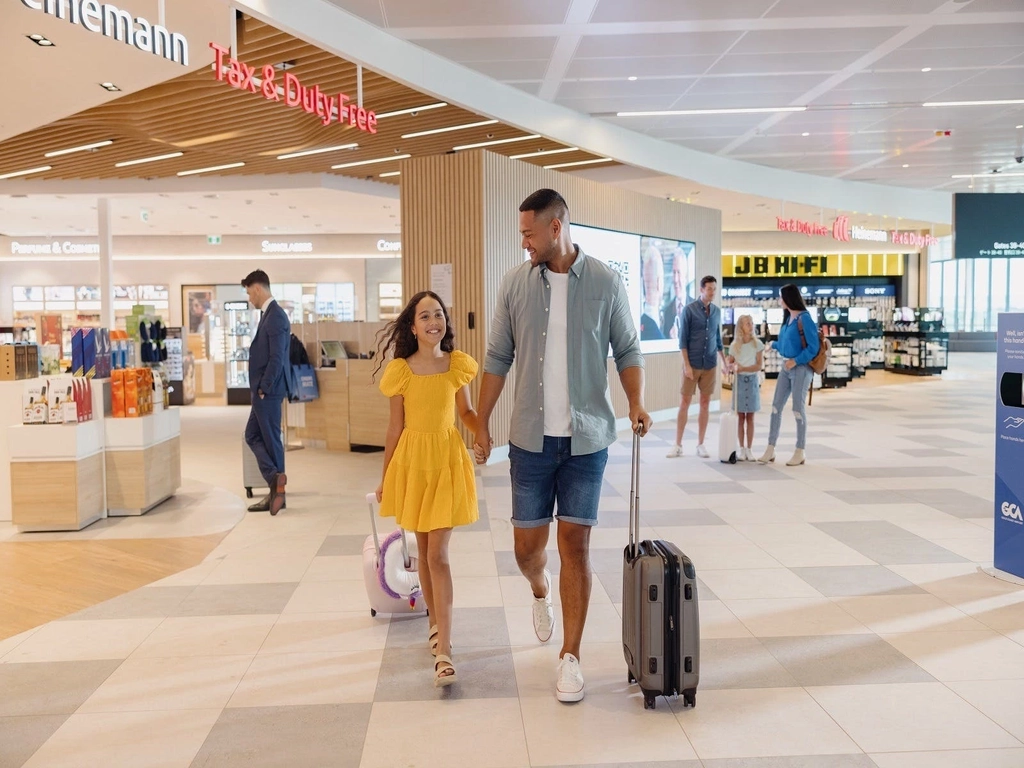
[
  {"left": 627, "top": 76, "right": 638, "bottom": 81},
  {"left": 99, "top": 82, "right": 121, "bottom": 92},
  {"left": 1017, "top": 125, "right": 1023, "bottom": 129},
  {"left": 921, "top": 67, "right": 932, "bottom": 72},
  {"left": 27, "top": 34, "right": 54, "bottom": 47},
  {"left": 801, "top": 132, "right": 810, "bottom": 137},
  {"left": 902, "top": 163, "right": 910, "bottom": 168},
  {"left": 274, "top": 60, "right": 297, "bottom": 71}
]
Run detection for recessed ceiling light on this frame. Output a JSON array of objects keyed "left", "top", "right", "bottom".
[
  {"left": 802, "top": 132, "right": 810, "bottom": 137},
  {"left": 99, "top": 82, "right": 120, "bottom": 92},
  {"left": 176, "top": 162, "right": 245, "bottom": 176},
  {"left": 27, "top": 34, "right": 54, "bottom": 46},
  {"left": 921, "top": 67, "right": 932, "bottom": 72},
  {"left": 45, "top": 140, "right": 113, "bottom": 157},
  {"left": 902, "top": 163, "right": 910, "bottom": 168},
  {"left": 276, "top": 143, "right": 359, "bottom": 160},
  {"left": 115, "top": 151, "right": 183, "bottom": 168},
  {"left": 375, "top": 102, "right": 447, "bottom": 119},
  {"left": 924, "top": 99, "right": 1024, "bottom": 107},
  {"left": 331, "top": 154, "right": 411, "bottom": 169},
  {"left": 1017, "top": 125, "right": 1024, "bottom": 129},
  {"left": 617, "top": 106, "right": 807, "bottom": 117},
  {"left": 379, "top": 171, "right": 401, "bottom": 178},
  {"left": 0, "top": 165, "right": 52, "bottom": 180},
  {"left": 453, "top": 134, "right": 540, "bottom": 151},
  {"left": 627, "top": 76, "right": 638, "bottom": 81},
  {"left": 543, "top": 158, "right": 613, "bottom": 170},
  {"left": 510, "top": 147, "right": 579, "bottom": 160},
  {"left": 401, "top": 120, "right": 498, "bottom": 140}
]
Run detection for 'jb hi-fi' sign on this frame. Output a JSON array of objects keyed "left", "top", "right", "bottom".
[{"left": 722, "top": 254, "right": 904, "bottom": 278}]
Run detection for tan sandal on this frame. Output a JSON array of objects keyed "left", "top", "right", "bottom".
[
  {"left": 434, "top": 654, "right": 457, "bottom": 687},
  {"left": 428, "top": 625, "right": 439, "bottom": 656}
]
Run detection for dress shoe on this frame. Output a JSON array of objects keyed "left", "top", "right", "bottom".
[
  {"left": 248, "top": 495, "right": 270, "bottom": 513},
  {"left": 270, "top": 472, "right": 288, "bottom": 516}
]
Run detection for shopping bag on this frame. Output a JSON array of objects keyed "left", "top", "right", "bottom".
[{"left": 289, "top": 364, "right": 319, "bottom": 402}]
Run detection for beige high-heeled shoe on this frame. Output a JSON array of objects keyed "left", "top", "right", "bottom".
[
  {"left": 786, "top": 449, "right": 806, "bottom": 466},
  {"left": 758, "top": 446, "right": 776, "bottom": 464}
]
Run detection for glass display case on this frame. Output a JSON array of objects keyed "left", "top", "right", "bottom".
[{"left": 224, "top": 300, "right": 256, "bottom": 405}]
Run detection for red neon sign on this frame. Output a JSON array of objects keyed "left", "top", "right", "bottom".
[
  {"left": 776, "top": 217, "right": 829, "bottom": 237},
  {"left": 891, "top": 231, "right": 938, "bottom": 247},
  {"left": 209, "top": 42, "right": 377, "bottom": 133},
  {"left": 832, "top": 215, "right": 850, "bottom": 242}
]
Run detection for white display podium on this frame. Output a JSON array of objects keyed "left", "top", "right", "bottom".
[{"left": 104, "top": 407, "right": 182, "bottom": 516}]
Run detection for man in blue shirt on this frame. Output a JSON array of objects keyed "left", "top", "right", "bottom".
[
  {"left": 475, "top": 188, "right": 651, "bottom": 704},
  {"left": 667, "top": 275, "right": 726, "bottom": 459}
]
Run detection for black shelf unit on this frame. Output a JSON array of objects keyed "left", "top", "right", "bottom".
[
  {"left": 821, "top": 335, "right": 854, "bottom": 389},
  {"left": 883, "top": 331, "right": 949, "bottom": 376}
]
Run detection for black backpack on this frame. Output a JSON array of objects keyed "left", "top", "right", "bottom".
[{"left": 288, "top": 334, "right": 310, "bottom": 367}]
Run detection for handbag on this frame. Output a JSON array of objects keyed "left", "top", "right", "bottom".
[
  {"left": 797, "top": 315, "right": 830, "bottom": 375},
  {"left": 288, "top": 364, "right": 319, "bottom": 402}
]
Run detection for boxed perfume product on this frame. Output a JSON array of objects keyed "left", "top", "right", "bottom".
[
  {"left": 71, "top": 330, "right": 84, "bottom": 377},
  {"left": 111, "top": 369, "right": 126, "bottom": 418},
  {"left": 15, "top": 344, "right": 29, "bottom": 379},
  {"left": 96, "top": 328, "right": 111, "bottom": 378},
  {"left": 124, "top": 369, "right": 139, "bottom": 417},
  {"left": 82, "top": 329, "right": 97, "bottom": 379},
  {"left": 23, "top": 380, "right": 48, "bottom": 424}
]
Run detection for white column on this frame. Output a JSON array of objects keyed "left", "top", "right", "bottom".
[{"left": 98, "top": 198, "right": 114, "bottom": 329}]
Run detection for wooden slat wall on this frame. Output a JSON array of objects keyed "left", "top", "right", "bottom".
[{"left": 401, "top": 150, "right": 722, "bottom": 448}]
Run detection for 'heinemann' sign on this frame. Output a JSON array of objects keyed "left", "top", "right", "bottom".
[{"left": 21, "top": 0, "right": 189, "bottom": 66}]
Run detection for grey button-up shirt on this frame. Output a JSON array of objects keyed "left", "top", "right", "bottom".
[{"left": 484, "top": 246, "right": 644, "bottom": 455}]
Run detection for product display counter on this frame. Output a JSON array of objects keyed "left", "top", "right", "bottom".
[
  {"left": 8, "top": 420, "right": 106, "bottom": 532},
  {"left": 295, "top": 360, "right": 390, "bottom": 451},
  {"left": 104, "top": 408, "right": 182, "bottom": 515}
]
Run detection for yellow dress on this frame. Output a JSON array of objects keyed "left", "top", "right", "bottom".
[{"left": 379, "top": 350, "right": 479, "bottom": 532}]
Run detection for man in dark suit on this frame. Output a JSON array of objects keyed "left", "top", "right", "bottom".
[{"left": 242, "top": 270, "right": 290, "bottom": 515}]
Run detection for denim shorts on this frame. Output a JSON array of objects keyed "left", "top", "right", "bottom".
[{"left": 508, "top": 437, "right": 609, "bottom": 529}]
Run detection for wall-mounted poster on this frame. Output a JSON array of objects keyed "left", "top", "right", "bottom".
[{"left": 186, "top": 288, "right": 214, "bottom": 334}]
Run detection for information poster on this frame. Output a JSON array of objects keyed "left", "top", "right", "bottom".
[{"left": 995, "top": 313, "right": 1024, "bottom": 579}]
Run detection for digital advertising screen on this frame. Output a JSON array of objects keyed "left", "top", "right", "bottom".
[
  {"left": 570, "top": 224, "right": 696, "bottom": 354},
  {"left": 954, "top": 193, "right": 1024, "bottom": 258}
]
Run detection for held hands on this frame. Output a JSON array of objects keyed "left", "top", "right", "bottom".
[{"left": 472, "top": 424, "right": 494, "bottom": 465}]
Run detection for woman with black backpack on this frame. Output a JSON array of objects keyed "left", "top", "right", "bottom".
[{"left": 758, "top": 284, "right": 821, "bottom": 467}]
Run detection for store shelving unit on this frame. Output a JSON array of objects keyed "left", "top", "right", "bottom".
[
  {"left": 224, "top": 301, "right": 256, "bottom": 405},
  {"left": 884, "top": 307, "right": 948, "bottom": 376},
  {"left": 822, "top": 336, "right": 854, "bottom": 388}
]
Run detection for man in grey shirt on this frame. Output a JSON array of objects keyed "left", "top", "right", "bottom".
[{"left": 475, "top": 189, "right": 652, "bottom": 703}]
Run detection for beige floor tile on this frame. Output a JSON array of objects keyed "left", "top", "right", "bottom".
[
  {"left": 260, "top": 612, "right": 388, "bottom": 654},
  {"left": 675, "top": 687, "right": 860, "bottom": 760},
  {"left": 807, "top": 682, "right": 1022, "bottom": 753},
  {"left": 452, "top": 576, "right": 505, "bottom": 608},
  {"left": 21, "top": 708, "right": 222, "bottom": 768},
  {"left": 725, "top": 598, "right": 872, "bottom": 637},
  {"left": 0, "top": 626, "right": 41, "bottom": 660},
  {"left": 521, "top": 693, "right": 697, "bottom": 764},
  {"left": 227, "top": 650, "right": 381, "bottom": 707},
  {"left": 684, "top": 543, "right": 784, "bottom": 571},
  {"left": 835, "top": 595, "right": 989, "bottom": 634},
  {"left": 148, "top": 561, "right": 220, "bottom": 587},
  {"left": 78, "top": 655, "right": 253, "bottom": 713},
  {"left": 131, "top": 615, "right": 276, "bottom": 658},
  {"left": 282, "top": 580, "right": 369, "bottom": 614},
  {"left": 702, "top": 568, "right": 824, "bottom": 600},
  {"left": 511, "top": 642, "right": 630, "bottom": 699},
  {"left": 361, "top": 698, "right": 529, "bottom": 768},
  {"left": 869, "top": 749, "right": 1024, "bottom": 768},
  {"left": 882, "top": 630, "right": 1024, "bottom": 681},
  {"left": 301, "top": 555, "right": 364, "bottom": 582},
  {"left": 3, "top": 619, "right": 162, "bottom": 663},
  {"left": 698, "top": 600, "right": 754, "bottom": 639},
  {"left": 733, "top": 523, "right": 877, "bottom": 568},
  {"left": 449, "top": 549, "right": 500, "bottom": 578},
  {"left": 947, "top": 679, "right": 1024, "bottom": 743}
]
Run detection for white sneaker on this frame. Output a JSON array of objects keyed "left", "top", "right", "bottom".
[
  {"left": 556, "top": 653, "right": 585, "bottom": 703},
  {"left": 696, "top": 444, "right": 710, "bottom": 459},
  {"left": 532, "top": 570, "right": 555, "bottom": 643},
  {"left": 665, "top": 445, "right": 683, "bottom": 458},
  {"left": 744, "top": 447, "right": 755, "bottom": 462}
]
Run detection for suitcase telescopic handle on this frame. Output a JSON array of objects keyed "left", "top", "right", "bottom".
[
  {"left": 629, "top": 426, "right": 642, "bottom": 554},
  {"left": 366, "top": 491, "right": 412, "bottom": 568}
]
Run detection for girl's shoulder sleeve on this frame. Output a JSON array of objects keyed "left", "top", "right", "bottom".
[
  {"left": 379, "top": 358, "right": 411, "bottom": 397},
  {"left": 449, "top": 350, "right": 479, "bottom": 387}
]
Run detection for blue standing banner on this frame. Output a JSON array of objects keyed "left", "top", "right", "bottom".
[{"left": 995, "top": 313, "right": 1024, "bottom": 579}]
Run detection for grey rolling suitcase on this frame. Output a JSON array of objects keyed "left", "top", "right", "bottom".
[
  {"left": 242, "top": 439, "right": 266, "bottom": 499},
  {"left": 622, "top": 429, "right": 701, "bottom": 710}
]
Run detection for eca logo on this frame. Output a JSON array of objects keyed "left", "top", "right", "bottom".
[{"left": 1001, "top": 501, "right": 1024, "bottom": 524}]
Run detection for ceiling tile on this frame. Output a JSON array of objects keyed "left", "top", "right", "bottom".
[
  {"left": 321, "top": 0, "right": 387, "bottom": 26},
  {"left": 731, "top": 27, "right": 903, "bottom": 55},
  {"left": 565, "top": 55, "right": 719, "bottom": 80},
  {"left": 557, "top": 79, "right": 694, "bottom": 100},
  {"left": 707, "top": 51, "right": 864, "bottom": 75},
  {"left": 955, "top": 0, "right": 1024, "bottom": 11},
  {"left": 874, "top": 47, "right": 1020, "bottom": 69},
  {"left": 903, "top": 23, "right": 1024, "bottom": 49},
  {"left": 766, "top": 0, "right": 947, "bottom": 15},
  {"left": 382, "top": 0, "right": 571, "bottom": 27},
  {"left": 465, "top": 59, "right": 550, "bottom": 81},
  {"left": 575, "top": 32, "right": 744, "bottom": 59},
  {"left": 413, "top": 37, "right": 558, "bottom": 62},
  {"left": 591, "top": 0, "right": 777, "bottom": 23},
  {"left": 555, "top": 95, "right": 680, "bottom": 113},
  {"left": 686, "top": 73, "right": 826, "bottom": 95}
]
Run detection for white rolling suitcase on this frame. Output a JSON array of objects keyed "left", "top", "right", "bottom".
[
  {"left": 243, "top": 440, "right": 266, "bottom": 499},
  {"left": 363, "top": 493, "right": 428, "bottom": 618},
  {"left": 718, "top": 372, "right": 738, "bottom": 464}
]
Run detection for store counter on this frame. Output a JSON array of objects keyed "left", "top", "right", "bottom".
[
  {"left": 296, "top": 360, "right": 389, "bottom": 451},
  {"left": 104, "top": 408, "right": 182, "bottom": 516}
]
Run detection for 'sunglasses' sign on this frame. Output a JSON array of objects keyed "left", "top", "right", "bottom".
[{"left": 21, "top": 0, "right": 189, "bottom": 66}]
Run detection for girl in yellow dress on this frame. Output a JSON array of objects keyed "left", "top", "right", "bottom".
[{"left": 375, "top": 290, "right": 481, "bottom": 687}]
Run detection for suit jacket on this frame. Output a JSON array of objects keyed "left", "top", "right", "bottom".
[{"left": 248, "top": 299, "right": 291, "bottom": 397}]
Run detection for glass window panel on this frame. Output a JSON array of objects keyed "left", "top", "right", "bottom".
[
  {"left": 928, "top": 261, "right": 942, "bottom": 307},
  {"left": 1010, "top": 259, "right": 1024, "bottom": 314},
  {"left": 336, "top": 283, "right": 355, "bottom": 322},
  {"left": 973, "top": 259, "right": 989, "bottom": 331},
  {"left": 941, "top": 260, "right": 958, "bottom": 329},
  {"left": 990, "top": 259, "right": 1008, "bottom": 328}
]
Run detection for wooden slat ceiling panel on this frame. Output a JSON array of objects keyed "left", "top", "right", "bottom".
[{"left": 0, "top": 17, "right": 614, "bottom": 183}]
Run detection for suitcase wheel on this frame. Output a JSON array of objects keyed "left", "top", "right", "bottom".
[
  {"left": 729, "top": 452, "right": 737, "bottom": 465},
  {"left": 245, "top": 488, "right": 253, "bottom": 498},
  {"left": 643, "top": 693, "right": 657, "bottom": 710},
  {"left": 683, "top": 689, "right": 697, "bottom": 708},
  {"left": 370, "top": 609, "right": 377, "bottom": 617},
  {"left": 627, "top": 672, "right": 636, "bottom": 685}
]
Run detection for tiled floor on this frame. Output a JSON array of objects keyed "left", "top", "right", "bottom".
[{"left": 3, "top": 354, "right": 1024, "bottom": 767}]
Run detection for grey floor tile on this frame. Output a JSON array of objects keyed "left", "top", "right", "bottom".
[
  {"left": 639, "top": 508, "right": 726, "bottom": 527},
  {"left": 597, "top": 571, "right": 623, "bottom": 603},
  {"left": 902, "top": 435, "right": 976, "bottom": 449},
  {"left": 697, "top": 577, "right": 719, "bottom": 602},
  {"left": 791, "top": 566, "right": 926, "bottom": 597},
  {"left": 590, "top": 548, "right": 625, "bottom": 574},
  {"left": 59, "top": 586, "right": 196, "bottom": 621},
  {"left": 0, "top": 661, "right": 122, "bottom": 716},
  {"left": 171, "top": 584, "right": 299, "bottom": 617},
  {"left": 678, "top": 482, "right": 752, "bottom": 495},
  {"left": 805, "top": 445, "right": 859, "bottom": 460},
  {"left": 840, "top": 466, "right": 970, "bottom": 479},
  {"left": 495, "top": 550, "right": 562, "bottom": 577},
  {"left": 190, "top": 704, "right": 371, "bottom": 768},
  {"left": 601, "top": 481, "right": 622, "bottom": 498},
  {"left": 547, "top": 763, "right": 701, "bottom": 768},
  {"left": 599, "top": 508, "right": 631, "bottom": 527},
  {"left": 316, "top": 534, "right": 367, "bottom": 556},
  {"left": 461, "top": 511, "right": 491, "bottom": 532},
  {"left": 385, "top": 607, "right": 510, "bottom": 650},
  {"left": 703, "top": 756, "right": 880, "bottom": 768},
  {"left": 375, "top": 645, "right": 517, "bottom": 701},
  {"left": 827, "top": 490, "right": 901, "bottom": 506},
  {"left": 894, "top": 448, "right": 964, "bottom": 458},
  {"left": 709, "top": 464, "right": 792, "bottom": 481},
  {"left": 813, "top": 521, "right": 968, "bottom": 565},
  {"left": 0, "top": 715, "right": 71, "bottom": 768},
  {"left": 900, "top": 488, "right": 992, "bottom": 518},
  {"left": 482, "top": 474, "right": 510, "bottom": 487},
  {"left": 761, "top": 635, "right": 935, "bottom": 687},
  {"left": 699, "top": 638, "right": 798, "bottom": 690}
]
